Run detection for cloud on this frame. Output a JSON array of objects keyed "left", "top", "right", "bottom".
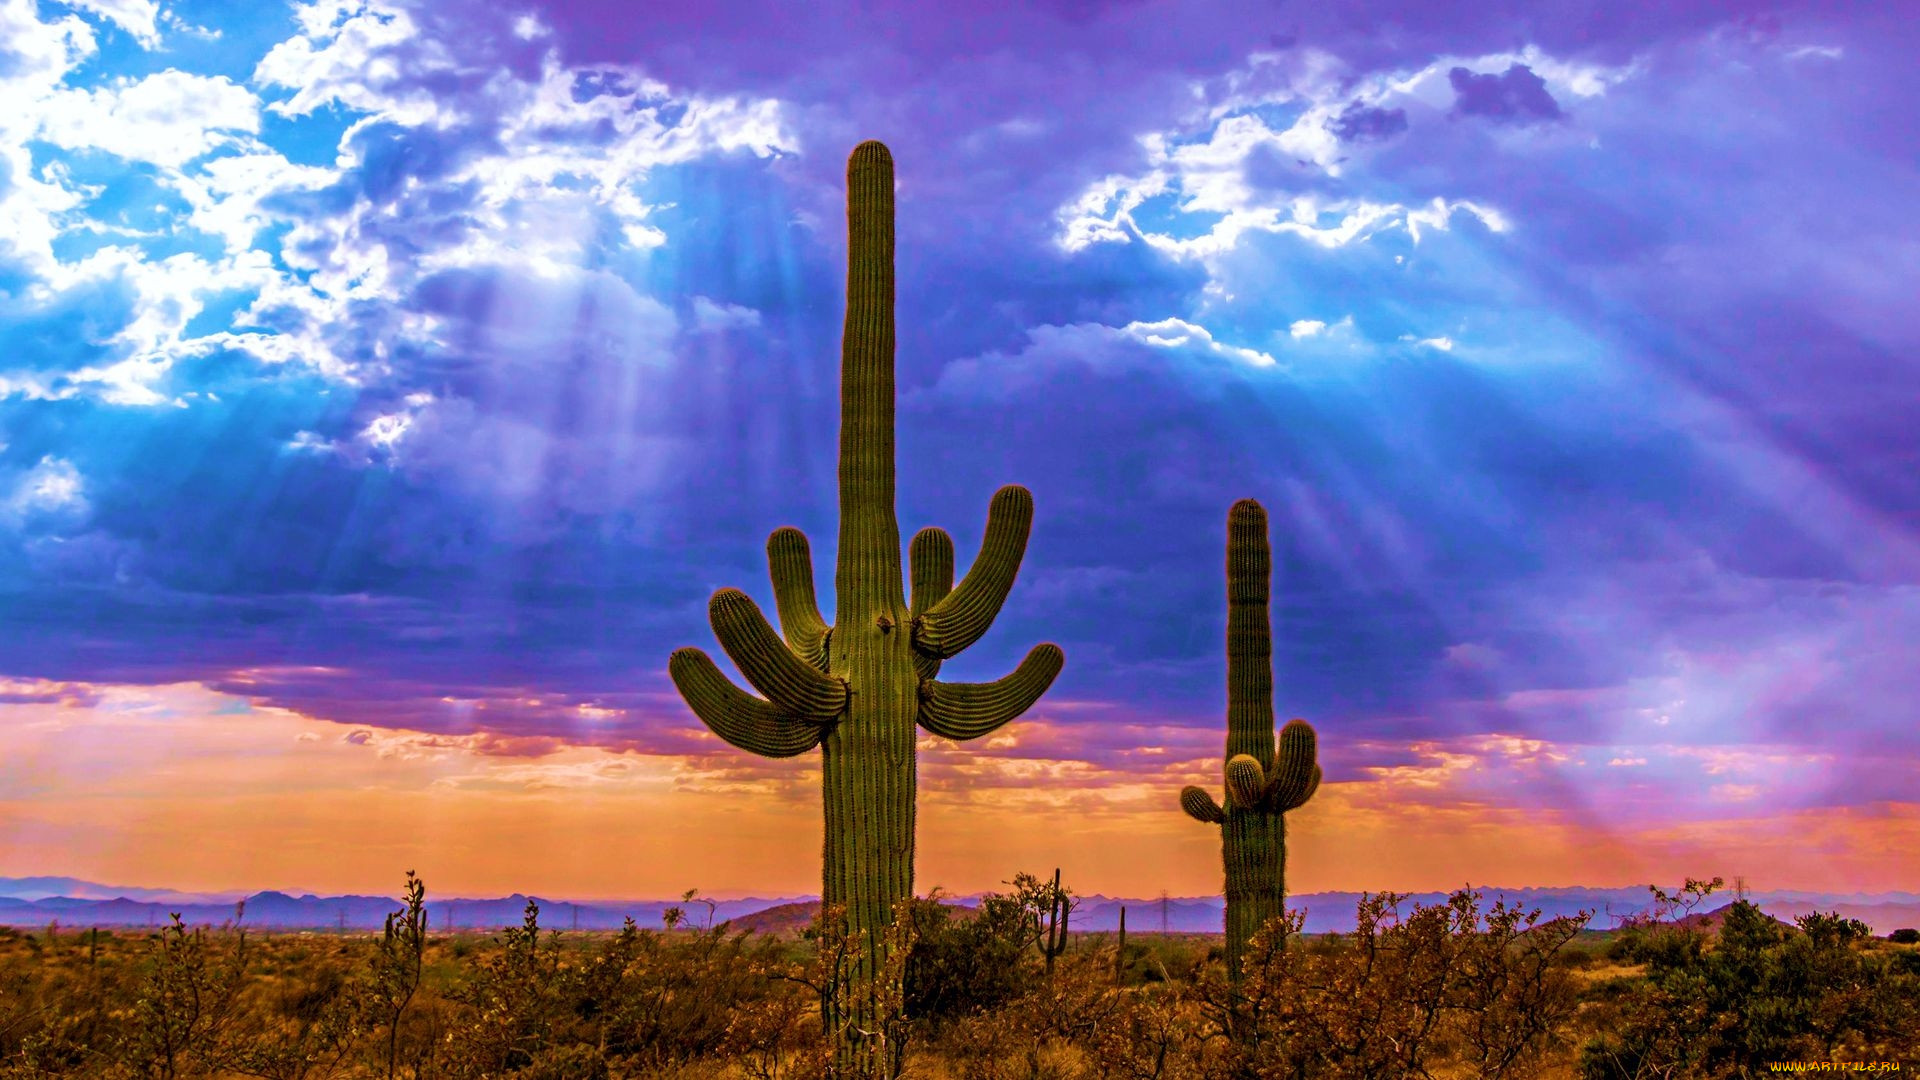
[
  {"left": 922, "top": 316, "right": 1277, "bottom": 404},
  {"left": 1, "top": 0, "right": 1916, "bottom": 899},
  {"left": 254, "top": 0, "right": 460, "bottom": 126},
  {"left": 1052, "top": 46, "right": 1585, "bottom": 268},
  {"left": 689, "top": 295, "right": 761, "bottom": 331},
  {"left": 1, "top": 456, "right": 88, "bottom": 528},
  {"left": 1447, "top": 63, "right": 1564, "bottom": 124},
  {"left": 59, "top": 0, "right": 160, "bottom": 47},
  {"left": 1329, "top": 102, "right": 1409, "bottom": 143}
]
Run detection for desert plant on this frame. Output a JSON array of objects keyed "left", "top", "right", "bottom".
[
  {"left": 1219, "top": 889, "right": 1584, "bottom": 1080},
  {"left": 443, "top": 899, "right": 567, "bottom": 1077},
  {"left": 217, "top": 958, "right": 365, "bottom": 1080},
  {"left": 120, "top": 908, "right": 251, "bottom": 1080},
  {"left": 667, "top": 139, "right": 1064, "bottom": 1076},
  {"left": 1579, "top": 891, "right": 1920, "bottom": 1078},
  {"left": 369, "top": 871, "right": 429, "bottom": 1080},
  {"left": 1036, "top": 868, "right": 1074, "bottom": 978},
  {"left": 1179, "top": 499, "right": 1321, "bottom": 986},
  {"left": 1888, "top": 927, "right": 1918, "bottom": 944}
]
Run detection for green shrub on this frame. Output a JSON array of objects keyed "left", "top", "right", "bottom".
[{"left": 1578, "top": 895, "right": 1920, "bottom": 1077}]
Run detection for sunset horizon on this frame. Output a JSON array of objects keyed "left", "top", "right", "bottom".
[{"left": 3, "top": 0, "right": 1916, "bottom": 917}]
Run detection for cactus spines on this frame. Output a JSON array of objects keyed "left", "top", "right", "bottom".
[
  {"left": 1180, "top": 785, "right": 1227, "bottom": 824},
  {"left": 1181, "top": 498, "right": 1321, "bottom": 984},
  {"left": 670, "top": 140, "right": 1062, "bottom": 1075}
]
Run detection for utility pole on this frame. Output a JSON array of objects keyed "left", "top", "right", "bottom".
[{"left": 1160, "top": 890, "right": 1170, "bottom": 934}]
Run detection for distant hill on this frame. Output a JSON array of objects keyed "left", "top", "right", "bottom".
[
  {"left": 5, "top": 877, "right": 1916, "bottom": 936},
  {"left": 0, "top": 885, "right": 810, "bottom": 933},
  {"left": 718, "top": 900, "right": 819, "bottom": 937},
  {"left": 1667, "top": 903, "right": 1797, "bottom": 933},
  {"left": 0, "top": 876, "right": 247, "bottom": 905},
  {"left": 717, "top": 898, "right": 986, "bottom": 937}
]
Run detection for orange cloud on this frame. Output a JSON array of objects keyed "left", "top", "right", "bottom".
[{"left": 2, "top": 680, "right": 1914, "bottom": 901}]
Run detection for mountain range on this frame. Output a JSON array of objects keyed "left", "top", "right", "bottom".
[{"left": 6, "top": 877, "right": 1917, "bottom": 935}]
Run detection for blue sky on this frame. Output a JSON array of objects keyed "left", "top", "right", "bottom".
[{"left": 0, "top": 0, "right": 1914, "bottom": 898}]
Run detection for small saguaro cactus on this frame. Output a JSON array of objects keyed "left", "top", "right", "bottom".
[
  {"left": 668, "top": 140, "right": 1063, "bottom": 1077},
  {"left": 1180, "top": 498, "right": 1321, "bottom": 984}
]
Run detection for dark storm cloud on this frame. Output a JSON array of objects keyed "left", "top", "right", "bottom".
[
  {"left": 1330, "top": 102, "right": 1409, "bottom": 143},
  {"left": 1447, "top": 64, "right": 1563, "bottom": 124}
]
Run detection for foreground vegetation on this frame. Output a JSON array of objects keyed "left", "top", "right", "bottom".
[{"left": 1, "top": 873, "right": 1915, "bottom": 1079}]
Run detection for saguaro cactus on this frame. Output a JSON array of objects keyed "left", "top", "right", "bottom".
[
  {"left": 669, "top": 141, "right": 1063, "bottom": 1075},
  {"left": 1180, "top": 499, "right": 1321, "bottom": 984}
]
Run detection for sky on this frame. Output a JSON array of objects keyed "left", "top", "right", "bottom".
[{"left": 0, "top": 0, "right": 1916, "bottom": 903}]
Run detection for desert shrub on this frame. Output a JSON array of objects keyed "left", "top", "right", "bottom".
[
  {"left": 1219, "top": 889, "right": 1585, "bottom": 1080},
  {"left": 442, "top": 899, "right": 571, "bottom": 1077},
  {"left": 904, "top": 891, "right": 1038, "bottom": 1025},
  {"left": 1888, "top": 927, "right": 1919, "bottom": 945},
  {"left": 213, "top": 958, "right": 365, "bottom": 1080},
  {"left": 114, "top": 910, "right": 252, "bottom": 1080},
  {"left": 592, "top": 923, "right": 801, "bottom": 1070},
  {"left": 1578, "top": 895, "right": 1920, "bottom": 1078},
  {"left": 905, "top": 872, "right": 1087, "bottom": 1030}
]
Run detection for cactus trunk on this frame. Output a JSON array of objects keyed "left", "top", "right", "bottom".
[
  {"left": 670, "top": 142, "right": 1063, "bottom": 1078},
  {"left": 1179, "top": 499, "right": 1322, "bottom": 986}
]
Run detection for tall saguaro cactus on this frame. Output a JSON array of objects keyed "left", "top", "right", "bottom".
[
  {"left": 668, "top": 141, "right": 1064, "bottom": 1075},
  {"left": 1180, "top": 499, "right": 1321, "bottom": 984}
]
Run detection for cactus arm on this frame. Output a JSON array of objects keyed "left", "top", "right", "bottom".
[
  {"left": 1275, "top": 764, "right": 1321, "bottom": 812},
  {"left": 912, "top": 485, "right": 1034, "bottom": 660},
  {"left": 708, "top": 588, "right": 848, "bottom": 719},
  {"left": 767, "top": 527, "right": 831, "bottom": 670},
  {"left": 909, "top": 526, "right": 955, "bottom": 617},
  {"left": 910, "top": 527, "right": 955, "bottom": 679},
  {"left": 1225, "top": 755, "right": 1267, "bottom": 810},
  {"left": 1266, "top": 719, "right": 1319, "bottom": 810},
  {"left": 917, "top": 642, "right": 1063, "bottom": 741},
  {"left": 669, "top": 647, "right": 825, "bottom": 758},
  {"left": 1180, "top": 786, "right": 1227, "bottom": 824}
]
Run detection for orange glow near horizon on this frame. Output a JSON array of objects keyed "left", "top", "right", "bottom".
[{"left": 1, "top": 681, "right": 1915, "bottom": 902}]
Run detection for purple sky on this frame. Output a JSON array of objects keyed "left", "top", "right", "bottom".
[{"left": 0, "top": 0, "right": 1914, "bottom": 897}]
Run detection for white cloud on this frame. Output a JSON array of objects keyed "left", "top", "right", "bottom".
[
  {"left": 926, "top": 316, "right": 1277, "bottom": 402},
  {"left": 1785, "top": 45, "right": 1843, "bottom": 61},
  {"left": 37, "top": 246, "right": 286, "bottom": 403},
  {"left": 61, "top": 0, "right": 160, "bottom": 47},
  {"left": 1, "top": 455, "right": 89, "bottom": 527},
  {"left": 1289, "top": 319, "right": 1327, "bottom": 338},
  {"left": 1120, "top": 317, "right": 1275, "bottom": 366},
  {"left": 255, "top": 0, "right": 458, "bottom": 125},
  {"left": 690, "top": 296, "right": 761, "bottom": 331},
  {"left": 1057, "top": 43, "right": 1621, "bottom": 265},
  {"left": 1, "top": 0, "right": 798, "bottom": 430},
  {"left": 36, "top": 69, "right": 259, "bottom": 168},
  {"left": 0, "top": 0, "right": 96, "bottom": 111},
  {"left": 512, "top": 12, "right": 548, "bottom": 40},
  {"left": 358, "top": 391, "right": 434, "bottom": 454},
  {"left": 283, "top": 431, "right": 334, "bottom": 454},
  {"left": 0, "top": 0, "right": 97, "bottom": 277},
  {"left": 171, "top": 151, "right": 340, "bottom": 253}
]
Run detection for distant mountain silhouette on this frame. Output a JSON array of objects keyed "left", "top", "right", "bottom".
[
  {"left": 717, "top": 900, "right": 819, "bottom": 936},
  {"left": 5, "top": 877, "right": 1917, "bottom": 935},
  {"left": 1663, "top": 903, "right": 1796, "bottom": 933}
]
